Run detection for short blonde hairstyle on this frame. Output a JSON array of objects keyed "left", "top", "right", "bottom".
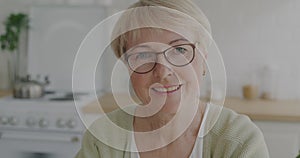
[{"left": 111, "top": 0, "right": 212, "bottom": 58}]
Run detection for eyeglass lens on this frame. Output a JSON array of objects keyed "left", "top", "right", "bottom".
[{"left": 127, "top": 44, "right": 195, "bottom": 73}]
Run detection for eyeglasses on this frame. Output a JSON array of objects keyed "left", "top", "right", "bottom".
[{"left": 125, "top": 43, "right": 196, "bottom": 74}]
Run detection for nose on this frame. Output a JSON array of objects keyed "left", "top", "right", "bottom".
[{"left": 153, "top": 54, "right": 173, "bottom": 80}]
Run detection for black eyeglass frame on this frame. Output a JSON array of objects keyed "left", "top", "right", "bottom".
[{"left": 124, "top": 43, "right": 196, "bottom": 74}]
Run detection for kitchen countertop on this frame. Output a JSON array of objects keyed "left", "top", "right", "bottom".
[
  {"left": 224, "top": 97, "right": 300, "bottom": 122},
  {"left": 82, "top": 93, "right": 300, "bottom": 122},
  {"left": 2, "top": 91, "right": 299, "bottom": 122},
  {"left": 0, "top": 90, "right": 12, "bottom": 98}
]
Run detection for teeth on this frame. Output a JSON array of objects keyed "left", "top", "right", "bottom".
[{"left": 153, "top": 85, "right": 180, "bottom": 93}]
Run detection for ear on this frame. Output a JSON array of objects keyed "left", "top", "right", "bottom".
[
  {"left": 201, "top": 50, "right": 207, "bottom": 76},
  {"left": 195, "top": 42, "right": 208, "bottom": 75}
]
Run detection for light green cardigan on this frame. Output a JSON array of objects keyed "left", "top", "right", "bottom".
[{"left": 75, "top": 104, "right": 269, "bottom": 158}]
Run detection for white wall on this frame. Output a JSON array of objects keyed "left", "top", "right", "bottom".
[
  {"left": 198, "top": 0, "right": 300, "bottom": 99},
  {"left": 0, "top": 0, "right": 137, "bottom": 90},
  {"left": 0, "top": 0, "right": 299, "bottom": 99}
]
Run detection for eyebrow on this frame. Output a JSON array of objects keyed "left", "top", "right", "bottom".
[
  {"left": 129, "top": 38, "right": 189, "bottom": 52},
  {"left": 168, "top": 38, "right": 189, "bottom": 45},
  {"left": 128, "top": 45, "right": 153, "bottom": 53}
]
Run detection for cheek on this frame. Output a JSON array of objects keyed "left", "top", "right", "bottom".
[
  {"left": 194, "top": 61, "right": 203, "bottom": 81},
  {"left": 185, "top": 56, "right": 204, "bottom": 86},
  {"left": 189, "top": 56, "right": 203, "bottom": 76},
  {"left": 130, "top": 74, "right": 154, "bottom": 104},
  {"left": 195, "top": 52, "right": 205, "bottom": 74},
  {"left": 130, "top": 74, "right": 150, "bottom": 95},
  {"left": 130, "top": 75, "right": 142, "bottom": 90}
]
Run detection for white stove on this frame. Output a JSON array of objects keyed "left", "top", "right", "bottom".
[
  {"left": 0, "top": 92, "right": 96, "bottom": 158},
  {"left": 0, "top": 92, "right": 93, "bottom": 132}
]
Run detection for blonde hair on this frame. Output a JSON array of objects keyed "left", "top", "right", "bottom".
[{"left": 111, "top": 0, "right": 212, "bottom": 58}]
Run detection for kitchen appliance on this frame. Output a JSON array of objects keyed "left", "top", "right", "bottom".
[
  {"left": 0, "top": 6, "right": 107, "bottom": 158},
  {"left": 0, "top": 93, "right": 95, "bottom": 158},
  {"left": 13, "top": 75, "right": 50, "bottom": 99}
]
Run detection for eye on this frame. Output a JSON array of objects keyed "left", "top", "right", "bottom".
[{"left": 174, "top": 47, "right": 187, "bottom": 54}]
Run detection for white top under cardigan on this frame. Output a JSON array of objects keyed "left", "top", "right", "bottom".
[{"left": 130, "top": 104, "right": 210, "bottom": 158}]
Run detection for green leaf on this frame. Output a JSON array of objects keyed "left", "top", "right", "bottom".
[
  {"left": 296, "top": 150, "right": 300, "bottom": 158},
  {"left": 0, "top": 13, "right": 30, "bottom": 52}
]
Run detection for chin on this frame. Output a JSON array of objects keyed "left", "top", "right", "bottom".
[{"left": 159, "top": 99, "right": 181, "bottom": 114}]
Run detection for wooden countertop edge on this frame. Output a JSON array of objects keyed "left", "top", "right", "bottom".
[
  {"left": 0, "top": 90, "right": 12, "bottom": 98},
  {"left": 2, "top": 90, "right": 299, "bottom": 121},
  {"left": 82, "top": 104, "right": 300, "bottom": 122},
  {"left": 223, "top": 97, "right": 300, "bottom": 121},
  {"left": 82, "top": 107, "right": 300, "bottom": 122},
  {"left": 82, "top": 95, "right": 300, "bottom": 122},
  {"left": 238, "top": 113, "right": 300, "bottom": 122}
]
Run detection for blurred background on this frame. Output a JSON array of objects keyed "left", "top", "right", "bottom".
[{"left": 0, "top": 0, "right": 299, "bottom": 158}]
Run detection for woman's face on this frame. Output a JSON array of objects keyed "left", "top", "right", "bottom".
[{"left": 125, "top": 29, "right": 206, "bottom": 114}]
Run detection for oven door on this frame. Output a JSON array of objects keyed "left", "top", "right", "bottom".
[{"left": 0, "top": 130, "right": 82, "bottom": 158}]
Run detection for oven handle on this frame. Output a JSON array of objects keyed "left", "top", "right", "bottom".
[{"left": 0, "top": 132, "right": 80, "bottom": 143}]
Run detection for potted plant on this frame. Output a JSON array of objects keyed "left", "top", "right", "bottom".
[
  {"left": 0, "top": 13, "right": 29, "bottom": 87},
  {"left": 296, "top": 151, "right": 300, "bottom": 158}
]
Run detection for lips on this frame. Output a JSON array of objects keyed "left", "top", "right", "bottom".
[{"left": 152, "top": 85, "right": 182, "bottom": 94}]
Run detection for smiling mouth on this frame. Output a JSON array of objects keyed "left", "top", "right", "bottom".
[{"left": 152, "top": 85, "right": 182, "bottom": 94}]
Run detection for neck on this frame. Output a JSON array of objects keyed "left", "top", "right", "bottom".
[
  {"left": 134, "top": 101, "right": 206, "bottom": 133},
  {"left": 137, "top": 112, "right": 175, "bottom": 131}
]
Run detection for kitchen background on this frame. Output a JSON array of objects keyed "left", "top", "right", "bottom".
[
  {"left": 0, "top": 0, "right": 299, "bottom": 99},
  {"left": 0, "top": 0, "right": 300, "bottom": 158}
]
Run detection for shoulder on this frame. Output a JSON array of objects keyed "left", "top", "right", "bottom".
[
  {"left": 89, "top": 106, "right": 135, "bottom": 132},
  {"left": 75, "top": 107, "right": 136, "bottom": 158},
  {"left": 203, "top": 104, "right": 269, "bottom": 157},
  {"left": 87, "top": 106, "right": 135, "bottom": 143},
  {"left": 205, "top": 104, "right": 261, "bottom": 145},
  {"left": 213, "top": 105, "right": 259, "bottom": 139}
]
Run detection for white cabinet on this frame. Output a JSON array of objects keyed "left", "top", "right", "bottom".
[{"left": 254, "top": 121, "right": 300, "bottom": 158}]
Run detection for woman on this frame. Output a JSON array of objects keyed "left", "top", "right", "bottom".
[{"left": 76, "top": 0, "right": 269, "bottom": 157}]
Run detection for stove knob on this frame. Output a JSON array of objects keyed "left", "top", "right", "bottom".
[
  {"left": 26, "top": 117, "right": 37, "bottom": 127},
  {"left": 39, "top": 118, "right": 49, "bottom": 128},
  {"left": 0, "top": 116, "right": 9, "bottom": 125},
  {"left": 66, "top": 119, "right": 77, "bottom": 129},
  {"left": 8, "top": 117, "right": 19, "bottom": 126},
  {"left": 56, "top": 119, "right": 66, "bottom": 128}
]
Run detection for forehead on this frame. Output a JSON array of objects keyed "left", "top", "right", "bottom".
[{"left": 126, "top": 28, "right": 194, "bottom": 49}]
